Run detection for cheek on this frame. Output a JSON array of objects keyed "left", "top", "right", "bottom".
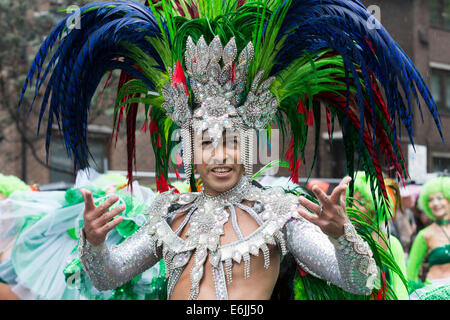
[
  {"left": 443, "top": 199, "right": 450, "bottom": 210},
  {"left": 193, "top": 147, "right": 210, "bottom": 164},
  {"left": 195, "top": 163, "right": 208, "bottom": 176}
]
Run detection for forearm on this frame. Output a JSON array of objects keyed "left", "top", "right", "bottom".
[
  {"left": 285, "top": 217, "right": 377, "bottom": 295},
  {"left": 78, "top": 222, "right": 161, "bottom": 291},
  {"left": 406, "top": 230, "right": 427, "bottom": 282}
]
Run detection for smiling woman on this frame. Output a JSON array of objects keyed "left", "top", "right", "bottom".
[{"left": 407, "top": 176, "right": 450, "bottom": 299}]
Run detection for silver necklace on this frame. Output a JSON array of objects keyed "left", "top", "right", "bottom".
[{"left": 186, "top": 176, "right": 251, "bottom": 299}]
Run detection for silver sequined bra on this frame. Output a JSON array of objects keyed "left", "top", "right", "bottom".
[{"left": 79, "top": 176, "right": 378, "bottom": 299}]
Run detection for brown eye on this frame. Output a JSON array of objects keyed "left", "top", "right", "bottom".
[{"left": 202, "top": 140, "right": 212, "bottom": 146}]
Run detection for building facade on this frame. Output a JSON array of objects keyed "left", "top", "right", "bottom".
[{"left": 0, "top": 0, "right": 448, "bottom": 188}]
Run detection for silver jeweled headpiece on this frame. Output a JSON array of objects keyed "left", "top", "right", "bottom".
[{"left": 161, "top": 35, "right": 279, "bottom": 181}]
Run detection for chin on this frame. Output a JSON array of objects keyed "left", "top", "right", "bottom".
[
  {"left": 433, "top": 211, "right": 447, "bottom": 220},
  {"left": 205, "top": 165, "right": 244, "bottom": 193}
]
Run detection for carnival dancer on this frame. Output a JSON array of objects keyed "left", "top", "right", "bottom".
[
  {"left": 17, "top": 1, "right": 443, "bottom": 300},
  {"left": 407, "top": 176, "right": 450, "bottom": 300}
]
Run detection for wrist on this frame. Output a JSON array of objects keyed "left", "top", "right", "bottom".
[
  {"left": 81, "top": 228, "right": 105, "bottom": 250},
  {"left": 328, "top": 224, "right": 345, "bottom": 240}
]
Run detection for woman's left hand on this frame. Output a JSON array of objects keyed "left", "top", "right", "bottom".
[{"left": 297, "top": 176, "right": 352, "bottom": 239}]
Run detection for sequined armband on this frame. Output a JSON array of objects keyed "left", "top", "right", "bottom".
[
  {"left": 329, "top": 222, "right": 378, "bottom": 295},
  {"left": 78, "top": 229, "right": 116, "bottom": 291},
  {"left": 284, "top": 216, "right": 377, "bottom": 296},
  {"left": 78, "top": 215, "right": 164, "bottom": 291}
]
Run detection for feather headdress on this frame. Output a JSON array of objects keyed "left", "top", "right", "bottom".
[{"left": 19, "top": 0, "right": 443, "bottom": 225}]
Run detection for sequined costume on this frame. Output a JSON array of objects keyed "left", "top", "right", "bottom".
[
  {"left": 79, "top": 175, "right": 377, "bottom": 300},
  {"left": 17, "top": 0, "right": 443, "bottom": 300}
]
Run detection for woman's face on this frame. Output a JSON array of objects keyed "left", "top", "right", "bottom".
[
  {"left": 193, "top": 129, "right": 245, "bottom": 196},
  {"left": 428, "top": 192, "right": 450, "bottom": 220}
]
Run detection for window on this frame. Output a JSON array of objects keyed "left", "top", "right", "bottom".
[
  {"left": 49, "top": 135, "right": 108, "bottom": 183},
  {"left": 329, "top": 138, "right": 347, "bottom": 179},
  {"left": 430, "top": 68, "right": 450, "bottom": 114},
  {"left": 430, "top": 0, "right": 450, "bottom": 30},
  {"left": 432, "top": 156, "right": 450, "bottom": 172}
]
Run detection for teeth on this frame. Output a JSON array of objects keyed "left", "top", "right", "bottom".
[{"left": 212, "top": 168, "right": 232, "bottom": 173}]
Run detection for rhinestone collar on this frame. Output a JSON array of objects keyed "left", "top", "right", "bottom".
[{"left": 196, "top": 175, "right": 251, "bottom": 206}]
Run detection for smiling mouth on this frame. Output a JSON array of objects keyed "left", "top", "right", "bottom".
[{"left": 210, "top": 166, "right": 233, "bottom": 176}]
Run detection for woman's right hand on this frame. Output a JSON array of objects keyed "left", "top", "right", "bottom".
[{"left": 80, "top": 188, "right": 125, "bottom": 246}]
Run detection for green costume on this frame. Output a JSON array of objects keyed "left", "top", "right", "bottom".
[
  {"left": 407, "top": 177, "right": 450, "bottom": 300},
  {"left": 347, "top": 171, "right": 409, "bottom": 299},
  {"left": 0, "top": 173, "right": 29, "bottom": 198},
  {"left": 0, "top": 171, "right": 167, "bottom": 300}
]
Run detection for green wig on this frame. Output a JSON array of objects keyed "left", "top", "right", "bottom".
[
  {"left": 417, "top": 177, "right": 450, "bottom": 221},
  {"left": 348, "top": 171, "right": 394, "bottom": 226},
  {"left": 0, "top": 173, "right": 29, "bottom": 198}
]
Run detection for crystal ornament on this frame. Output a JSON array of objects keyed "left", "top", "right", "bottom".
[
  {"left": 237, "top": 70, "right": 278, "bottom": 129},
  {"left": 161, "top": 35, "right": 279, "bottom": 180}
]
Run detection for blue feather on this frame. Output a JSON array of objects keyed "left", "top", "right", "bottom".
[
  {"left": 19, "top": 1, "right": 167, "bottom": 170},
  {"left": 275, "top": 0, "right": 442, "bottom": 150}
]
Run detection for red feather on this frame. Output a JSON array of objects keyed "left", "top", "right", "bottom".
[
  {"left": 297, "top": 96, "right": 314, "bottom": 126},
  {"left": 315, "top": 90, "right": 391, "bottom": 201},
  {"left": 285, "top": 138, "right": 302, "bottom": 184},
  {"left": 176, "top": 151, "right": 183, "bottom": 167},
  {"left": 376, "top": 270, "right": 387, "bottom": 300},
  {"left": 297, "top": 265, "right": 308, "bottom": 277},
  {"left": 174, "top": 167, "right": 182, "bottom": 180},
  {"left": 173, "top": 0, "right": 185, "bottom": 16},
  {"left": 140, "top": 119, "right": 148, "bottom": 133},
  {"left": 156, "top": 168, "right": 169, "bottom": 193},
  {"left": 172, "top": 59, "right": 189, "bottom": 96},
  {"left": 149, "top": 119, "right": 158, "bottom": 133},
  {"left": 156, "top": 135, "right": 162, "bottom": 148},
  {"left": 326, "top": 106, "right": 332, "bottom": 144}
]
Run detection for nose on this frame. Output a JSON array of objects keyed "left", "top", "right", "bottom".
[{"left": 211, "top": 141, "right": 227, "bottom": 164}]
